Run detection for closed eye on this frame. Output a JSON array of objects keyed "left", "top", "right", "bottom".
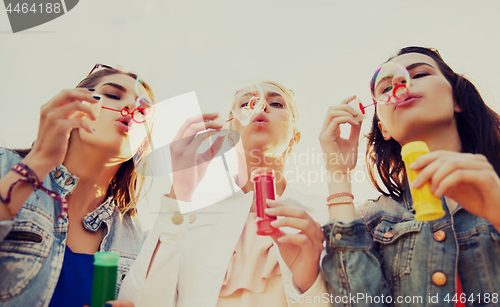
[
  {"left": 412, "top": 72, "right": 429, "bottom": 79},
  {"left": 104, "top": 94, "right": 120, "bottom": 100}
]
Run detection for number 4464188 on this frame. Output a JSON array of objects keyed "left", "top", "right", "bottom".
[
  {"left": 444, "top": 293, "right": 498, "bottom": 304},
  {"left": 5, "top": 3, "right": 62, "bottom": 14}
]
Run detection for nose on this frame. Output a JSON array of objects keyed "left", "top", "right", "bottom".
[
  {"left": 392, "top": 74, "right": 407, "bottom": 88},
  {"left": 122, "top": 97, "right": 138, "bottom": 113}
]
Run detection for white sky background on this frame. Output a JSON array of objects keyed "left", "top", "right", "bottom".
[{"left": 1, "top": 0, "right": 499, "bottom": 228}]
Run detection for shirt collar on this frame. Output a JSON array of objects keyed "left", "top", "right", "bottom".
[{"left": 82, "top": 197, "right": 116, "bottom": 231}]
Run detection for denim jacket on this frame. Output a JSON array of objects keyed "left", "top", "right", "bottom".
[
  {"left": 0, "top": 147, "right": 146, "bottom": 307},
  {"left": 321, "top": 191, "right": 500, "bottom": 307}
]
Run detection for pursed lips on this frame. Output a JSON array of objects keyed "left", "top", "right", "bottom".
[
  {"left": 115, "top": 115, "right": 132, "bottom": 132},
  {"left": 395, "top": 93, "right": 422, "bottom": 109}
]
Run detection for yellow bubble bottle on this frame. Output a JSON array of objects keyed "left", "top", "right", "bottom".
[{"left": 401, "top": 141, "right": 445, "bottom": 221}]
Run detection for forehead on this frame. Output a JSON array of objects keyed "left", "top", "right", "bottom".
[
  {"left": 388, "top": 53, "right": 439, "bottom": 70},
  {"left": 260, "top": 83, "right": 285, "bottom": 96}
]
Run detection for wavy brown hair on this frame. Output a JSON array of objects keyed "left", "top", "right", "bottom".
[
  {"left": 366, "top": 46, "right": 500, "bottom": 201},
  {"left": 15, "top": 67, "right": 155, "bottom": 216}
]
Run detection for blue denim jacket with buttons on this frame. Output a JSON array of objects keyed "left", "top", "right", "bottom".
[
  {"left": 0, "top": 147, "right": 146, "bottom": 307},
  {"left": 321, "top": 191, "right": 500, "bottom": 307}
]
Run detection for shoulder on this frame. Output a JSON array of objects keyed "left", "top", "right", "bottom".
[
  {"left": 362, "top": 195, "right": 415, "bottom": 230},
  {"left": 108, "top": 207, "right": 147, "bottom": 248}
]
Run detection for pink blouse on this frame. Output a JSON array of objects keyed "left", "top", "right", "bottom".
[{"left": 217, "top": 212, "right": 288, "bottom": 307}]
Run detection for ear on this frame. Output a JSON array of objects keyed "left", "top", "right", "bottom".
[
  {"left": 290, "top": 130, "right": 301, "bottom": 145},
  {"left": 378, "top": 121, "right": 392, "bottom": 141},
  {"left": 453, "top": 100, "right": 462, "bottom": 113}
]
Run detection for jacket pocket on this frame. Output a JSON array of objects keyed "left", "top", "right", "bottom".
[
  {"left": 0, "top": 220, "right": 54, "bottom": 300},
  {"left": 372, "top": 218, "right": 422, "bottom": 286}
]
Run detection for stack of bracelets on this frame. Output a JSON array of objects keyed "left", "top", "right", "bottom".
[
  {"left": 326, "top": 192, "right": 354, "bottom": 206},
  {"left": 0, "top": 163, "right": 68, "bottom": 218}
]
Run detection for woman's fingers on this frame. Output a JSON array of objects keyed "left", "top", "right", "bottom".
[
  {"left": 172, "top": 113, "right": 219, "bottom": 142},
  {"left": 320, "top": 101, "right": 359, "bottom": 133},
  {"left": 411, "top": 153, "right": 489, "bottom": 190},
  {"left": 182, "top": 121, "right": 223, "bottom": 141},
  {"left": 197, "top": 134, "right": 226, "bottom": 162},
  {"left": 266, "top": 200, "right": 324, "bottom": 242},
  {"left": 45, "top": 88, "right": 100, "bottom": 109},
  {"left": 53, "top": 99, "right": 98, "bottom": 121},
  {"left": 321, "top": 115, "right": 360, "bottom": 144},
  {"left": 270, "top": 216, "right": 324, "bottom": 245}
]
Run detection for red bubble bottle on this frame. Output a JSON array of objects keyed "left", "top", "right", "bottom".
[{"left": 251, "top": 168, "right": 281, "bottom": 236}]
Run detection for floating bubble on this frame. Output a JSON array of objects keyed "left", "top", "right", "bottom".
[
  {"left": 370, "top": 62, "right": 411, "bottom": 104},
  {"left": 359, "top": 62, "right": 412, "bottom": 114},
  {"left": 229, "top": 83, "right": 264, "bottom": 126}
]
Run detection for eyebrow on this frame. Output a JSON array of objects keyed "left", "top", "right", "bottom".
[
  {"left": 267, "top": 92, "right": 283, "bottom": 98},
  {"left": 374, "top": 62, "right": 437, "bottom": 89},
  {"left": 406, "top": 62, "right": 435, "bottom": 71},
  {"left": 101, "top": 82, "right": 127, "bottom": 92}
]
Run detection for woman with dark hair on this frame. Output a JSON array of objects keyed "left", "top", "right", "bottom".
[
  {"left": 319, "top": 47, "right": 500, "bottom": 306},
  {"left": 0, "top": 65, "right": 155, "bottom": 307}
]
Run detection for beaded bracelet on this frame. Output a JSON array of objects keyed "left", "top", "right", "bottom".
[
  {"left": 326, "top": 192, "right": 354, "bottom": 202},
  {"left": 4, "top": 163, "right": 68, "bottom": 218},
  {"left": 327, "top": 200, "right": 354, "bottom": 207}
]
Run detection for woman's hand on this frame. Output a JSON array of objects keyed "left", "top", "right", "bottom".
[
  {"left": 319, "top": 95, "right": 362, "bottom": 173},
  {"left": 168, "top": 113, "right": 226, "bottom": 201},
  {"left": 410, "top": 151, "right": 500, "bottom": 229},
  {"left": 265, "top": 199, "right": 325, "bottom": 293},
  {"left": 25, "top": 88, "right": 100, "bottom": 178}
]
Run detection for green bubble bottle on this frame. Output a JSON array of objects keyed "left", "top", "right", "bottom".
[
  {"left": 401, "top": 141, "right": 446, "bottom": 221},
  {"left": 91, "top": 251, "right": 120, "bottom": 307}
]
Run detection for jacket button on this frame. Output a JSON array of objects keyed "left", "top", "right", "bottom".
[
  {"left": 189, "top": 215, "right": 196, "bottom": 223},
  {"left": 334, "top": 233, "right": 342, "bottom": 240},
  {"left": 434, "top": 230, "right": 446, "bottom": 242},
  {"left": 383, "top": 231, "right": 394, "bottom": 238},
  {"left": 64, "top": 177, "right": 74, "bottom": 185},
  {"left": 432, "top": 272, "right": 446, "bottom": 286},
  {"left": 172, "top": 214, "right": 183, "bottom": 225},
  {"left": 54, "top": 169, "right": 62, "bottom": 179}
]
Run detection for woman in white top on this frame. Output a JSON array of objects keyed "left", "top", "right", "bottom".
[{"left": 119, "top": 81, "right": 330, "bottom": 307}]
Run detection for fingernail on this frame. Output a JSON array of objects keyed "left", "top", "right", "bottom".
[
  {"left": 87, "top": 88, "right": 95, "bottom": 92},
  {"left": 409, "top": 162, "right": 418, "bottom": 170},
  {"left": 265, "top": 208, "right": 275, "bottom": 214},
  {"left": 270, "top": 220, "right": 278, "bottom": 227}
]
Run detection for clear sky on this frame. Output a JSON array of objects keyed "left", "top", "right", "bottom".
[{"left": 1, "top": 0, "right": 499, "bottom": 227}]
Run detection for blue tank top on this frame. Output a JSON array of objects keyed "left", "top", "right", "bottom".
[{"left": 49, "top": 245, "right": 94, "bottom": 307}]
